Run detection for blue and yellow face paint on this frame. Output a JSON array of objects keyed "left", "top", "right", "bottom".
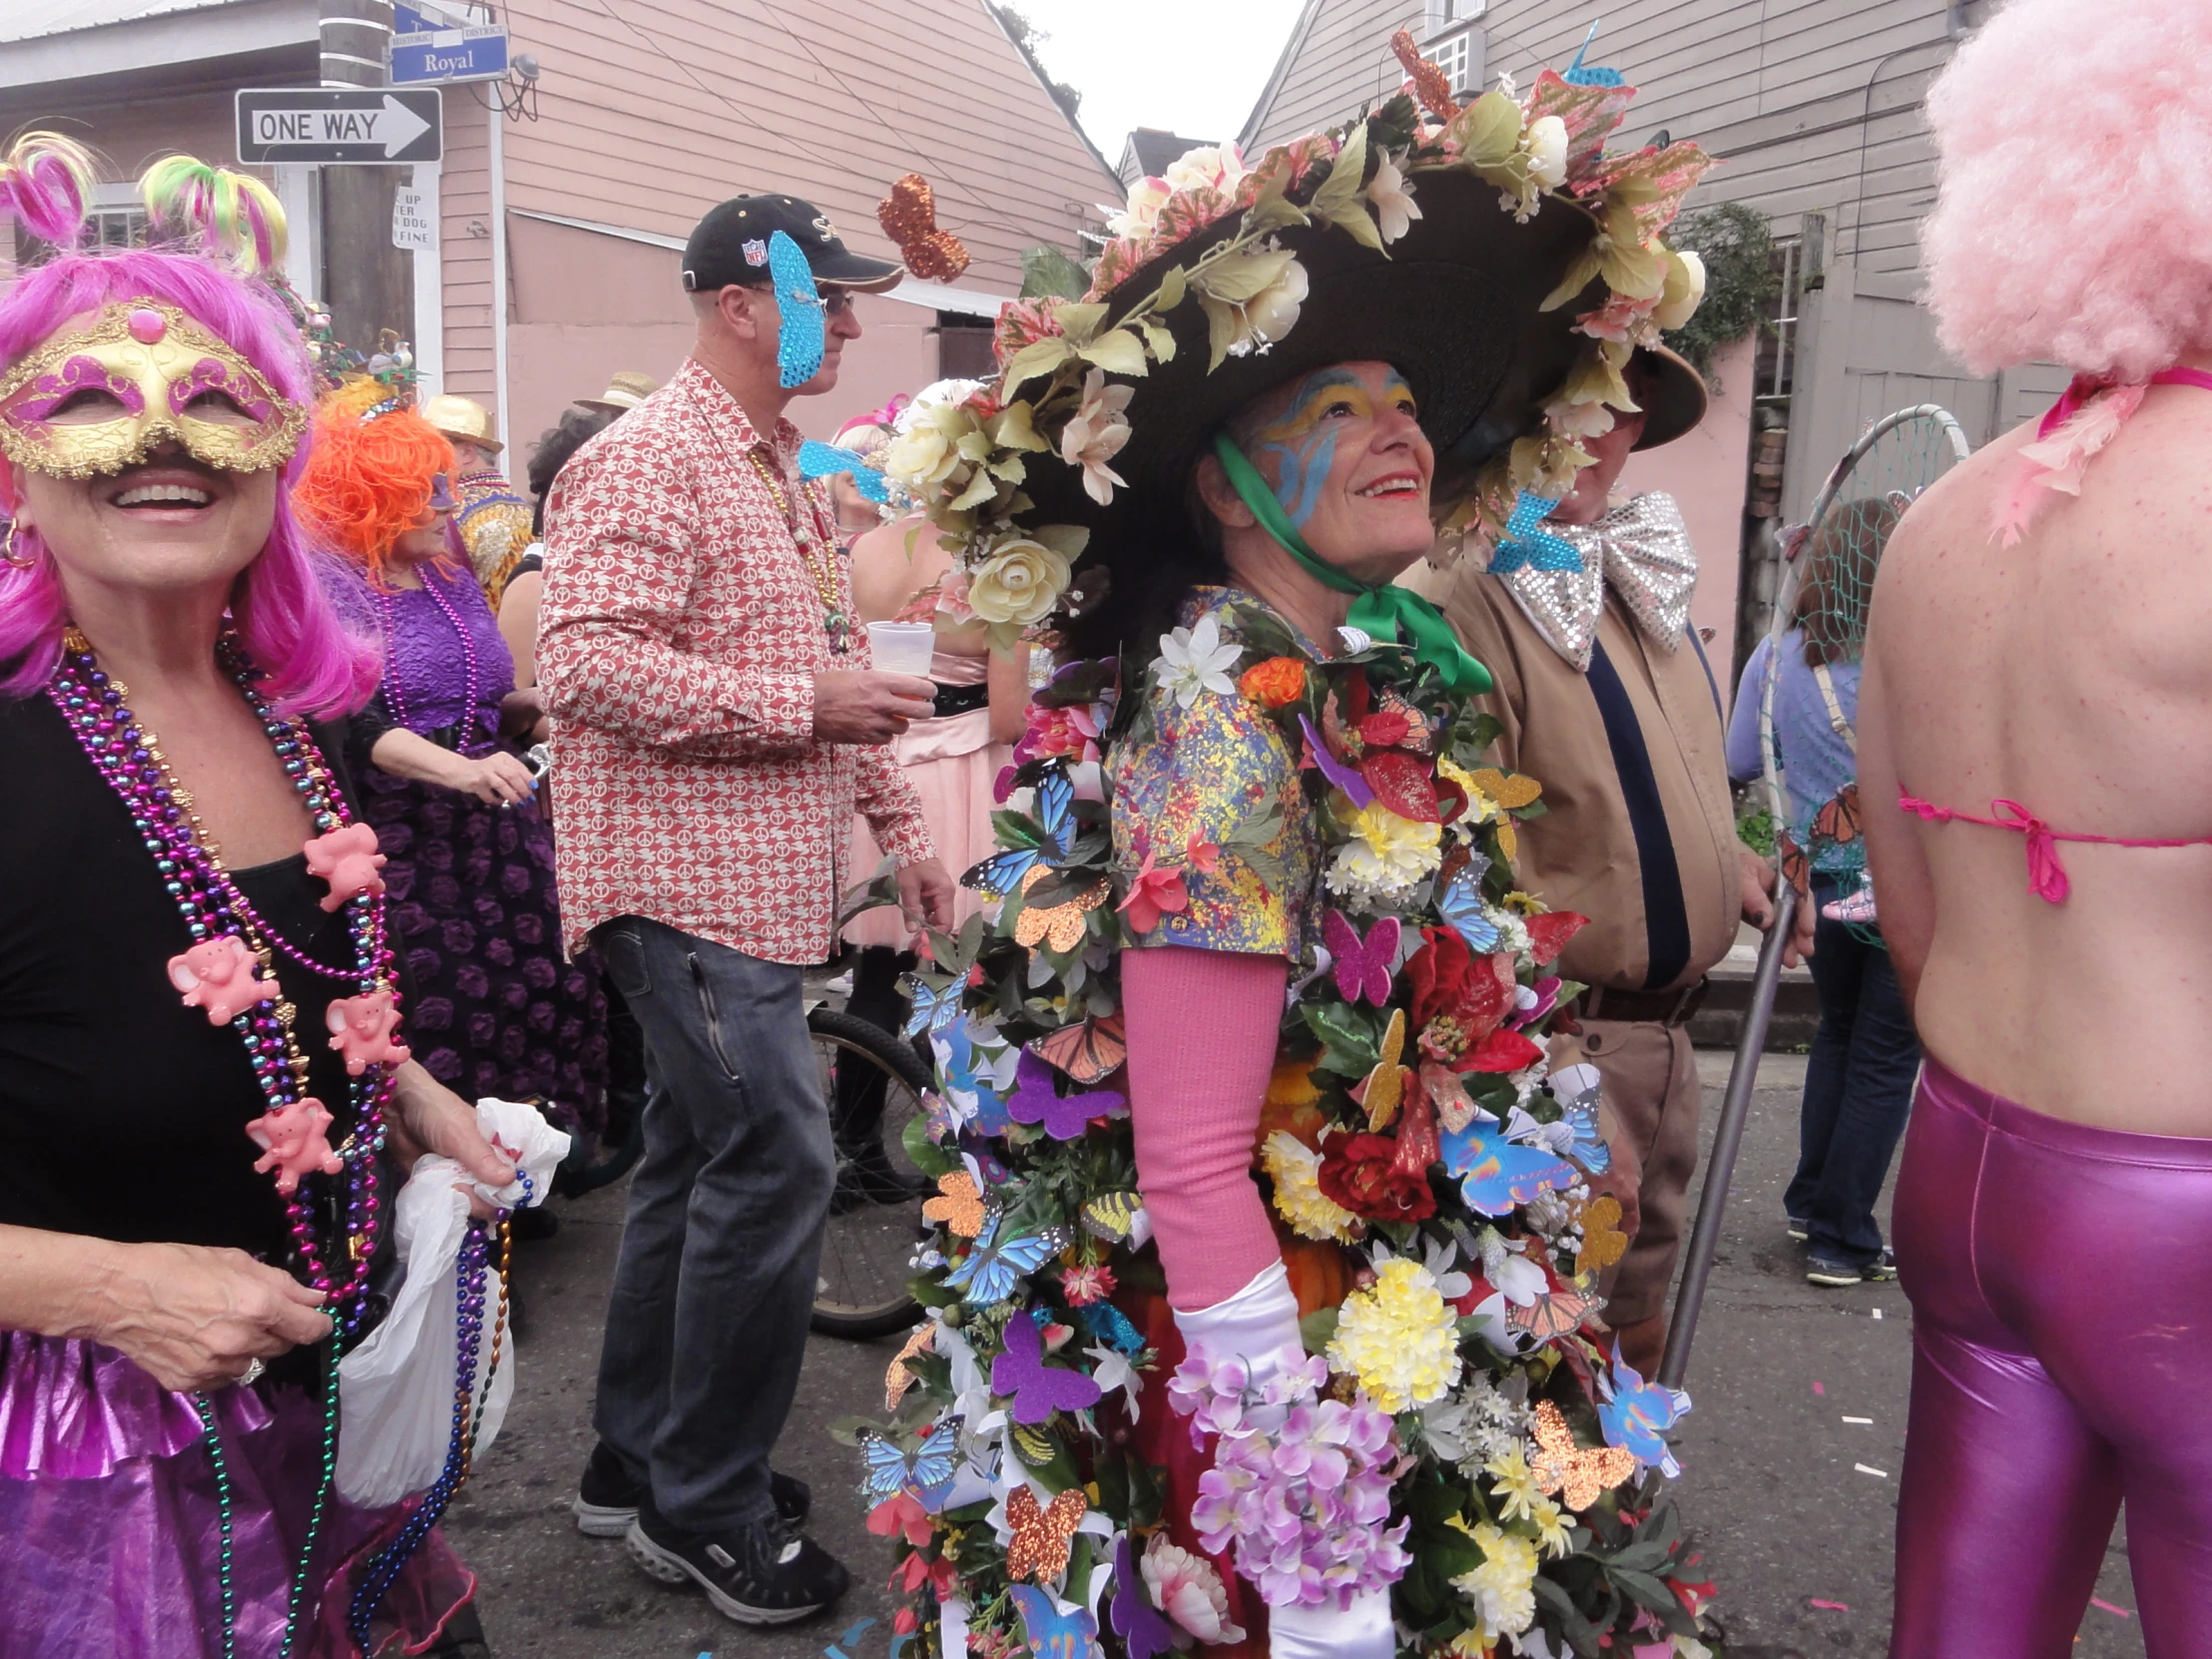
[{"left": 1244, "top": 366, "right": 1420, "bottom": 531}]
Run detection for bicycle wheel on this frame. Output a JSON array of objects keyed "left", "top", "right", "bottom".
[{"left": 809, "top": 1004, "right": 930, "bottom": 1340}]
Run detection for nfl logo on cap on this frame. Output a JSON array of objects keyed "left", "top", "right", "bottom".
[{"left": 742, "top": 239, "right": 769, "bottom": 268}]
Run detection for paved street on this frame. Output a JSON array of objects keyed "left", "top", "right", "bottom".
[{"left": 445, "top": 1050, "right": 2148, "bottom": 1659}]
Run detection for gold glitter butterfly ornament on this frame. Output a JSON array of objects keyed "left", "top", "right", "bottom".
[{"left": 1529, "top": 1399, "right": 1635, "bottom": 1510}]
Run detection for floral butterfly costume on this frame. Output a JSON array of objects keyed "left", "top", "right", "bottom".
[{"left": 859, "top": 34, "right": 1722, "bottom": 1659}]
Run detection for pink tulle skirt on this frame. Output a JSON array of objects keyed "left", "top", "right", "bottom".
[
  {"left": 0, "top": 1332, "right": 474, "bottom": 1658},
  {"left": 844, "top": 704, "right": 1011, "bottom": 949}
]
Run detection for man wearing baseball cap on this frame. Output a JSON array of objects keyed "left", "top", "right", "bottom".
[{"left": 538, "top": 193, "right": 948, "bottom": 1625}]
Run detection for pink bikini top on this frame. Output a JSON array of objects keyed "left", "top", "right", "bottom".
[{"left": 1899, "top": 794, "right": 2212, "bottom": 905}]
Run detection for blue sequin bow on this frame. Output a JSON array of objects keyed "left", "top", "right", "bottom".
[
  {"left": 769, "top": 230, "right": 826, "bottom": 389},
  {"left": 1487, "top": 489, "right": 1585, "bottom": 574}
]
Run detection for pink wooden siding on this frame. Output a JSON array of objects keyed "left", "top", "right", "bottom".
[{"left": 438, "top": 82, "right": 497, "bottom": 406}]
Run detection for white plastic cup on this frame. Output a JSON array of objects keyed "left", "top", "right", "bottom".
[{"left": 866, "top": 621, "right": 937, "bottom": 677}]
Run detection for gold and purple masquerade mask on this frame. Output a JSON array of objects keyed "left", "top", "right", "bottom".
[{"left": 0, "top": 300, "right": 305, "bottom": 480}]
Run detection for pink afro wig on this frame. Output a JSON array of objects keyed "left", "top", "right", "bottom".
[
  {"left": 1924, "top": 0, "right": 2212, "bottom": 380},
  {"left": 0, "top": 135, "right": 376, "bottom": 718}
]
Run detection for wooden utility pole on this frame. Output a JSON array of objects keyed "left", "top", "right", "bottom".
[{"left": 318, "top": 0, "right": 413, "bottom": 352}]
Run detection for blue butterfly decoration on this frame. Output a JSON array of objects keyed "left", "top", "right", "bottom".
[
  {"left": 769, "top": 229, "right": 827, "bottom": 389},
  {"left": 1549, "top": 1063, "right": 1612, "bottom": 1174},
  {"left": 1487, "top": 490, "right": 1584, "bottom": 575},
  {"left": 938, "top": 1024, "right": 1014, "bottom": 1136},
  {"left": 944, "top": 1210, "right": 1071, "bottom": 1307},
  {"left": 902, "top": 973, "right": 964, "bottom": 1039},
  {"left": 1563, "top": 21, "right": 1627, "bottom": 88},
  {"left": 1011, "top": 1585, "right": 1103, "bottom": 1659},
  {"left": 1440, "top": 1117, "right": 1578, "bottom": 1217},
  {"left": 1597, "top": 1344, "right": 1691, "bottom": 1477},
  {"left": 1435, "top": 866, "right": 1502, "bottom": 953},
  {"left": 991, "top": 1309, "right": 1103, "bottom": 1424},
  {"left": 962, "top": 767, "right": 1077, "bottom": 898},
  {"left": 798, "top": 438, "right": 889, "bottom": 503},
  {"left": 859, "top": 1417, "right": 959, "bottom": 1509},
  {"left": 1077, "top": 1300, "right": 1145, "bottom": 1359}
]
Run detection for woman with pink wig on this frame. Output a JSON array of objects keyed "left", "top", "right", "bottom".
[
  {"left": 1859, "top": 1, "right": 2212, "bottom": 1650},
  {"left": 0, "top": 137, "right": 516, "bottom": 1655}
]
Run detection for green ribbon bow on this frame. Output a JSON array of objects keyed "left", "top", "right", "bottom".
[{"left": 1210, "top": 432, "right": 1492, "bottom": 695}]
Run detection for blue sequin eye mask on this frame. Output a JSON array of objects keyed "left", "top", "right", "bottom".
[{"left": 769, "top": 230, "right": 826, "bottom": 390}]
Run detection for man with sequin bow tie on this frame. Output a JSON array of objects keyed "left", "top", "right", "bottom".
[
  {"left": 536, "top": 191, "right": 953, "bottom": 1626},
  {"left": 1406, "top": 345, "right": 1812, "bottom": 1378}
]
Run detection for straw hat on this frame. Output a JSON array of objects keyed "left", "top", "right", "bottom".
[
  {"left": 419, "top": 393, "right": 501, "bottom": 455},
  {"left": 578, "top": 371, "right": 660, "bottom": 414}
]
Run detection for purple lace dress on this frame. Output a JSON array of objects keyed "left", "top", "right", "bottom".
[{"left": 350, "top": 562, "right": 608, "bottom": 1147}]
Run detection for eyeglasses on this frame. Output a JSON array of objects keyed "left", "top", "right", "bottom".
[{"left": 820, "top": 290, "right": 856, "bottom": 318}]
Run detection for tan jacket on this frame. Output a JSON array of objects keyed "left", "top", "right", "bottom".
[{"left": 1404, "top": 547, "right": 1740, "bottom": 993}]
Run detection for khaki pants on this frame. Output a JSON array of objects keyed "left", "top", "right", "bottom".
[{"left": 1580, "top": 1017, "right": 1702, "bottom": 1328}]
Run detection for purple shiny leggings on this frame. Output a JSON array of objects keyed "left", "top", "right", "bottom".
[{"left": 1892, "top": 1059, "right": 2212, "bottom": 1657}]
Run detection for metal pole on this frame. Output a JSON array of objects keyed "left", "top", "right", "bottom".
[
  {"left": 1657, "top": 877, "right": 1799, "bottom": 1390},
  {"left": 489, "top": 95, "right": 508, "bottom": 449}
]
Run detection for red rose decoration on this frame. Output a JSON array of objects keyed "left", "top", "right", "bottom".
[
  {"left": 1525, "top": 910, "right": 1590, "bottom": 966},
  {"left": 1317, "top": 1131, "right": 1438, "bottom": 1222},
  {"left": 1462, "top": 1027, "right": 1544, "bottom": 1074}
]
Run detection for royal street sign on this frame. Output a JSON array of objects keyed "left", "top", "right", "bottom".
[
  {"left": 235, "top": 89, "right": 442, "bottom": 166},
  {"left": 390, "top": 0, "right": 511, "bottom": 88}
]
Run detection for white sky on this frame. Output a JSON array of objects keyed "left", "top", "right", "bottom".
[{"left": 1011, "top": 0, "right": 1309, "bottom": 170}]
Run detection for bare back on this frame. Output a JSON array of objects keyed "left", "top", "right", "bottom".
[{"left": 1860, "top": 382, "right": 2212, "bottom": 1131}]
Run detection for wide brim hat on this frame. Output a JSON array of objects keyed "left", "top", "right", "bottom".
[
  {"left": 1634, "top": 343, "right": 1706, "bottom": 450},
  {"left": 578, "top": 370, "right": 659, "bottom": 414},
  {"left": 420, "top": 393, "right": 501, "bottom": 455}
]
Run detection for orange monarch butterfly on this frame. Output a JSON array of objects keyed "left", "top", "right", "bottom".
[{"left": 1026, "top": 1012, "right": 1128, "bottom": 1086}]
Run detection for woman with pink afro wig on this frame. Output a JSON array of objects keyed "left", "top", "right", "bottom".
[
  {"left": 0, "top": 135, "right": 522, "bottom": 1656},
  {"left": 1859, "top": 2, "right": 2212, "bottom": 1653}
]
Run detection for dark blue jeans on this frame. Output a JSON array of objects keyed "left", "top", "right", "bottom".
[
  {"left": 1785, "top": 876, "right": 1923, "bottom": 1266},
  {"left": 588, "top": 915, "right": 834, "bottom": 1531}
]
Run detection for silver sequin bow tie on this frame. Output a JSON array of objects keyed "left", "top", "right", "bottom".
[{"left": 1487, "top": 491, "right": 1698, "bottom": 672}]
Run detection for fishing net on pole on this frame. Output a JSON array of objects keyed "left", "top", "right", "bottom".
[{"left": 1760, "top": 406, "right": 1971, "bottom": 941}]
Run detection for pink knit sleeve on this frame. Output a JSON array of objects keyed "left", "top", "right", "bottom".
[{"left": 1122, "top": 943, "right": 1290, "bottom": 1312}]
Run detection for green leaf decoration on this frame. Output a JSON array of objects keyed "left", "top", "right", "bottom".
[
  {"left": 1019, "top": 243, "right": 1091, "bottom": 301},
  {"left": 1308, "top": 122, "right": 1384, "bottom": 253},
  {"left": 1001, "top": 335, "right": 1076, "bottom": 395},
  {"left": 903, "top": 1110, "right": 955, "bottom": 1180},
  {"left": 1300, "top": 999, "right": 1382, "bottom": 1076},
  {"left": 1080, "top": 327, "right": 1150, "bottom": 377},
  {"left": 1154, "top": 265, "right": 1187, "bottom": 310}
]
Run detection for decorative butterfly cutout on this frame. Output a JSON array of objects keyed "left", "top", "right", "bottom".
[
  {"left": 944, "top": 1211, "right": 1070, "bottom": 1307},
  {"left": 1439, "top": 1117, "right": 1577, "bottom": 1216},
  {"left": 1596, "top": 1344, "right": 1691, "bottom": 1477},
  {"left": 1076, "top": 1298, "right": 1146, "bottom": 1358},
  {"left": 1010, "top": 1421, "right": 1060, "bottom": 1467},
  {"left": 1079, "top": 1190, "right": 1145, "bottom": 1246},
  {"left": 1573, "top": 1193, "right": 1629, "bottom": 1281},
  {"left": 885, "top": 1321, "right": 936, "bottom": 1410},
  {"left": 1508, "top": 1284, "right": 1597, "bottom": 1344},
  {"left": 1323, "top": 909, "right": 1399, "bottom": 1006},
  {"left": 1435, "top": 867, "right": 1502, "bottom": 953},
  {"left": 964, "top": 767, "right": 1077, "bottom": 898},
  {"left": 859, "top": 1417, "right": 959, "bottom": 1508},
  {"left": 1528, "top": 1399, "right": 1636, "bottom": 1510},
  {"left": 1008, "top": 1049, "right": 1126, "bottom": 1142},
  {"left": 876, "top": 173, "right": 973, "bottom": 283},
  {"left": 1108, "top": 1534, "right": 1177, "bottom": 1659},
  {"left": 1350, "top": 1006, "right": 1412, "bottom": 1132},
  {"left": 1011, "top": 1582, "right": 1103, "bottom": 1657},
  {"left": 797, "top": 438, "right": 888, "bottom": 502},
  {"left": 937, "top": 1024, "right": 1015, "bottom": 1137},
  {"left": 1547, "top": 1061, "right": 1611, "bottom": 1174},
  {"left": 767, "top": 229, "right": 825, "bottom": 390},
  {"left": 1014, "top": 864, "right": 1109, "bottom": 953},
  {"left": 1005, "top": 1486, "right": 1089, "bottom": 1582},
  {"left": 922, "top": 1171, "right": 987, "bottom": 1237},
  {"left": 1467, "top": 767, "right": 1542, "bottom": 811},
  {"left": 992, "top": 1309, "right": 1104, "bottom": 1424},
  {"left": 1028, "top": 1013, "right": 1128, "bottom": 1086}
]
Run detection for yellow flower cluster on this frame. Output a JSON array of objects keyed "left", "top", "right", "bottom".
[
  {"left": 1260, "top": 1131, "right": 1361, "bottom": 1244},
  {"left": 1325, "top": 802, "right": 1442, "bottom": 901},
  {"left": 1446, "top": 1518, "right": 1539, "bottom": 1640},
  {"left": 1327, "top": 1257, "right": 1462, "bottom": 1413}
]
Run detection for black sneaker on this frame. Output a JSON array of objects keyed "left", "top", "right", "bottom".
[
  {"left": 1806, "top": 1247, "right": 1898, "bottom": 1287},
  {"left": 1786, "top": 1214, "right": 1811, "bottom": 1242},
  {"left": 573, "top": 1442, "right": 812, "bottom": 1536},
  {"left": 626, "top": 1499, "right": 850, "bottom": 1625}
]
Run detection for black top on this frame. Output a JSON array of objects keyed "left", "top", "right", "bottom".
[{"left": 0, "top": 693, "right": 365, "bottom": 1262}]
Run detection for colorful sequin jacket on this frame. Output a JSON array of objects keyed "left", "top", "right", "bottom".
[{"left": 535, "top": 360, "right": 932, "bottom": 962}]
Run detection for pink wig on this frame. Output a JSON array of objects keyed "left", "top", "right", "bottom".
[
  {"left": 0, "top": 138, "right": 375, "bottom": 718},
  {"left": 1923, "top": 0, "right": 2212, "bottom": 380}
]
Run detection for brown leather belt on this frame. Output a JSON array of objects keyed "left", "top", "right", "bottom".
[{"left": 1580, "top": 978, "right": 1709, "bottom": 1028}]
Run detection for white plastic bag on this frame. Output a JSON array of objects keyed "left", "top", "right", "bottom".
[{"left": 335, "top": 1097, "right": 569, "bottom": 1506}]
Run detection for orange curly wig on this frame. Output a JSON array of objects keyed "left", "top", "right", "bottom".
[{"left": 292, "top": 377, "right": 455, "bottom": 583}]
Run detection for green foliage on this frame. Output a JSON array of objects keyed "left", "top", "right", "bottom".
[
  {"left": 1737, "top": 806, "right": 1777, "bottom": 858},
  {"left": 1019, "top": 244, "right": 1091, "bottom": 301},
  {"left": 989, "top": 3, "right": 1082, "bottom": 118},
  {"left": 1663, "top": 201, "right": 1781, "bottom": 372}
]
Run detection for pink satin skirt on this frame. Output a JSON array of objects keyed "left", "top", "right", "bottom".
[{"left": 1892, "top": 1060, "right": 2212, "bottom": 1656}]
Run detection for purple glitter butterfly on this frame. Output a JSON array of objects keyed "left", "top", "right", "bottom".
[
  {"left": 1108, "top": 1534, "right": 1177, "bottom": 1659},
  {"left": 991, "top": 1309, "right": 1103, "bottom": 1425},
  {"left": 1298, "top": 714, "right": 1375, "bottom": 809},
  {"left": 1322, "top": 909, "right": 1399, "bottom": 1005},
  {"left": 1006, "top": 1050, "right": 1126, "bottom": 1142}
]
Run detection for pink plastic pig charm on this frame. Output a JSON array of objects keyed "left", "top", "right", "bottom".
[
  {"left": 303, "top": 823, "right": 385, "bottom": 912},
  {"left": 245, "top": 1097, "right": 343, "bottom": 1196},
  {"left": 325, "top": 990, "right": 410, "bottom": 1076},
  {"left": 167, "top": 935, "right": 278, "bottom": 1025}
]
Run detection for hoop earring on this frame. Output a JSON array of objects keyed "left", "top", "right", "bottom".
[{"left": 1, "top": 520, "right": 31, "bottom": 570}]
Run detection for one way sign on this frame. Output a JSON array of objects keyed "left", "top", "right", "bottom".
[{"left": 236, "top": 89, "right": 442, "bottom": 166}]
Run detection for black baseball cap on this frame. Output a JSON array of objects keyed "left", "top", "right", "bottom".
[{"left": 682, "top": 194, "right": 903, "bottom": 294}]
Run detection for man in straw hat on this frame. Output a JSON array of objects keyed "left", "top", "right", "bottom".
[
  {"left": 1406, "top": 336, "right": 1815, "bottom": 1379},
  {"left": 578, "top": 369, "right": 660, "bottom": 415},
  {"left": 422, "top": 392, "right": 537, "bottom": 605},
  {"left": 853, "top": 41, "right": 1730, "bottom": 1658}
]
